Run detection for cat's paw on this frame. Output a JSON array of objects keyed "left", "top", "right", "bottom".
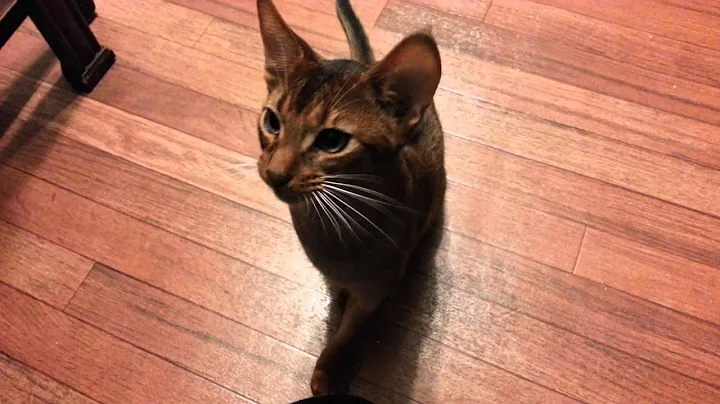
[{"left": 310, "top": 360, "right": 356, "bottom": 396}]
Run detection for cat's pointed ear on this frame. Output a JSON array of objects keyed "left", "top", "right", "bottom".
[
  {"left": 257, "top": 0, "right": 318, "bottom": 90},
  {"left": 369, "top": 32, "right": 441, "bottom": 134}
]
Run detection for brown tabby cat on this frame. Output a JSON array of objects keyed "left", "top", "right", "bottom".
[{"left": 256, "top": 0, "right": 446, "bottom": 395}]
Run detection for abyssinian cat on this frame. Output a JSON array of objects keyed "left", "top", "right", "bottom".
[{"left": 256, "top": 0, "right": 446, "bottom": 395}]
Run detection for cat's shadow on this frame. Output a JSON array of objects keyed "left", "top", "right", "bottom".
[{"left": 324, "top": 210, "right": 446, "bottom": 403}]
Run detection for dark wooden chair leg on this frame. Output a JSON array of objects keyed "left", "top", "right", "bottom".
[
  {"left": 0, "top": 1, "right": 28, "bottom": 49},
  {"left": 24, "top": 0, "right": 114, "bottom": 93},
  {"left": 74, "top": 0, "right": 97, "bottom": 23}
]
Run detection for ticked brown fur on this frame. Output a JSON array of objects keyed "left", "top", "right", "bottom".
[{"left": 256, "top": 0, "right": 446, "bottom": 395}]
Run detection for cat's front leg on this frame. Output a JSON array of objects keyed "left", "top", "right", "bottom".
[{"left": 311, "top": 291, "right": 383, "bottom": 395}]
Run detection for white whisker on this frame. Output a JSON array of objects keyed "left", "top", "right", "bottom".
[
  {"left": 325, "top": 189, "right": 398, "bottom": 247},
  {"left": 320, "top": 191, "right": 362, "bottom": 242},
  {"left": 316, "top": 191, "right": 344, "bottom": 243},
  {"left": 323, "top": 174, "right": 383, "bottom": 184},
  {"left": 309, "top": 193, "right": 326, "bottom": 234},
  {"left": 323, "top": 181, "right": 414, "bottom": 213},
  {"left": 322, "top": 184, "right": 400, "bottom": 221}
]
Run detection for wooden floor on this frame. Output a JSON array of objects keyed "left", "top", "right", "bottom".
[{"left": 1, "top": 0, "right": 719, "bottom": 403}]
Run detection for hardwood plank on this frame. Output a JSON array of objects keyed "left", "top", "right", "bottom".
[
  {"left": 485, "top": 0, "right": 720, "bottom": 87},
  {"left": 0, "top": 30, "right": 258, "bottom": 156},
  {"left": 168, "top": 0, "right": 387, "bottom": 44},
  {"left": 180, "top": 16, "right": 720, "bottom": 166},
  {"left": 190, "top": 16, "right": 720, "bottom": 183},
  {"left": 434, "top": 59, "right": 720, "bottom": 170},
  {"left": 442, "top": 134, "right": 720, "bottom": 270},
  {"left": 93, "top": 0, "right": 213, "bottom": 46},
  {"left": 4, "top": 148, "right": 719, "bottom": 400},
  {"left": 67, "top": 265, "right": 567, "bottom": 404},
  {"left": 9, "top": 122, "right": 720, "bottom": 386},
  {"left": 387, "top": 267, "right": 720, "bottom": 403},
  {"left": 9, "top": 12, "right": 720, "bottom": 168},
  {"left": 4, "top": 58, "right": 720, "bottom": 272},
  {"left": 0, "top": 284, "right": 251, "bottom": 404},
  {"left": 377, "top": 0, "right": 720, "bottom": 126},
  {"left": 445, "top": 181, "right": 583, "bottom": 271},
  {"left": 402, "top": 0, "right": 491, "bottom": 20},
  {"left": 425, "top": 230, "right": 720, "bottom": 388},
  {"left": 0, "top": 172, "right": 570, "bottom": 403},
  {"left": 358, "top": 325, "right": 580, "bottom": 404},
  {"left": 434, "top": 88, "right": 720, "bottom": 218},
  {"left": 0, "top": 353, "right": 99, "bottom": 404},
  {"left": 0, "top": 220, "right": 93, "bottom": 309},
  {"left": 531, "top": 0, "right": 720, "bottom": 50},
  {"left": 93, "top": 17, "right": 265, "bottom": 110},
  {"left": 0, "top": 69, "right": 584, "bottom": 271},
  {"left": 89, "top": 65, "right": 260, "bottom": 157},
  {"left": 5, "top": 135, "right": 720, "bottom": 398},
  {"left": 576, "top": 229, "right": 720, "bottom": 325},
  {"left": 6, "top": 20, "right": 715, "bottom": 268},
  {"left": 0, "top": 0, "right": 16, "bottom": 17},
  {"left": 0, "top": 66, "right": 285, "bottom": 224},
  {"left": 658, "top": 0, "right": 720, "bottom": 16},
  {"left": 0, "top": 164, "right": 331, "bottom": 354},
  {"left": 64, "top": 264, "right": 322, "bottom": 404}
]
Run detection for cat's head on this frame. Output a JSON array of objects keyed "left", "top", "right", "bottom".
[{"left": 255, "top": 0, "right": 441, "bottom": 205}]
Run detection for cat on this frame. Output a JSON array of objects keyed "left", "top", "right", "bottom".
[{"left": 256, "top": 0, "right": 446, "bottom": 395}]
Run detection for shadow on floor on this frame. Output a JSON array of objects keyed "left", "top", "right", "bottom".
[{"left": 0, "top": 49, "right": 77, "bottom": 208}]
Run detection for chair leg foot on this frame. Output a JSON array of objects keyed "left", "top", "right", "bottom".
[{"left": 62, "top": 47, "right": 115, "bottom": 93}]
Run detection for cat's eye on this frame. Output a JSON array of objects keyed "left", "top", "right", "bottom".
[
  {"left": 262, "top": 108, "right": 281, "bottom": 135},
  {"left": 314, "top": 129, "right": 350, "bottom": 153}
]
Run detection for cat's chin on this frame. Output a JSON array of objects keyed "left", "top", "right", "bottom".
[{"left": 272, "top": 186, "right": 299, "bottom": 204}]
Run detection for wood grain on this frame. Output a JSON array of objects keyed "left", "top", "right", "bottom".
[
  {"left": 93, "top": 17, "right": 265, "bottom": 109},
  {"left": 531, "top": 0, "right": 720, "bottom": 50},
  {"left": 65, "top": 264, "right": 318, "bottom": 404},
  {"left": 387, "top": 269, "right": 720, "bottom": 403},
  {"left": 4, "top": 72, "right": 720, "bottom": 273},
  {"left": 0, "top": 66, "right": 284, "bottom": 224},
  {"left": 0, "top": 69, "right": 584, "bottom": 271},
  {"left": 485, "top": 0, "right": 720, "bottom": 87},
  {"left": 3, "top": 141, "right": 719, "bottom": 399},
  {"left": 443, "top": 134, "right": 720, "bottom": 270},
  {"left": 0, "top": 283, "right": 251, "bottom": 404},
  {"left": 424, "top": 231, "right": 720, "bottom": 387},
  {"left": 445, "top": 181, "right": 584, "bottom": 271},
  {"left": 0, "top": 353, "right": 99, "bottom": 404},
  {"left": 168, "top": 0, "right": 387, "bottom": 44},
  {"left": 434, "top": 89, "right": 720, "bottom": 219},
  {"left": 657, "top": 0, "right": 720, "bottom": 16},
  {"left": 93, "top": 0, "right": 212, "bottom": 46},
  {"left": 0, "top": 164, "right": 568, "bottom": 402},
  {"left": 576, "top": 229, "right": 720, "bottom": 325},
  {"left": 67, "top": 265, "right": 569, "bottom": 404},
  {"left": 378, "top": 0, "right": 720, "bottom": 126},
  {"left": 0, "top": 164, "right": 331, "bottom": 355},
  {"left": 185, "top": 15, "right": 720, "bottom": 169},
  {"left": 10, "top": 10, "right": 720, "bottom": 165},
  {"left": 0, "top": 220, "right": 93, "bottom": 308},
  {"left": 404, "top": 0, "right": 491, "bottom": 19},
  {"left": 0, "top": 30, "right": 259, "bottom": 156},
  {"left": 1, "top": 0, "right": 720, "bottom": 401}
]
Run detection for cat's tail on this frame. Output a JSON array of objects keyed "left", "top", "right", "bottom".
[{"left": 336, "top": 0, "right": 374, "bottom": 65}]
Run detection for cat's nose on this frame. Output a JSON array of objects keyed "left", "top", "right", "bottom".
[{"left": 265, "top": 169, "right": 292, "bottom": 188}]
